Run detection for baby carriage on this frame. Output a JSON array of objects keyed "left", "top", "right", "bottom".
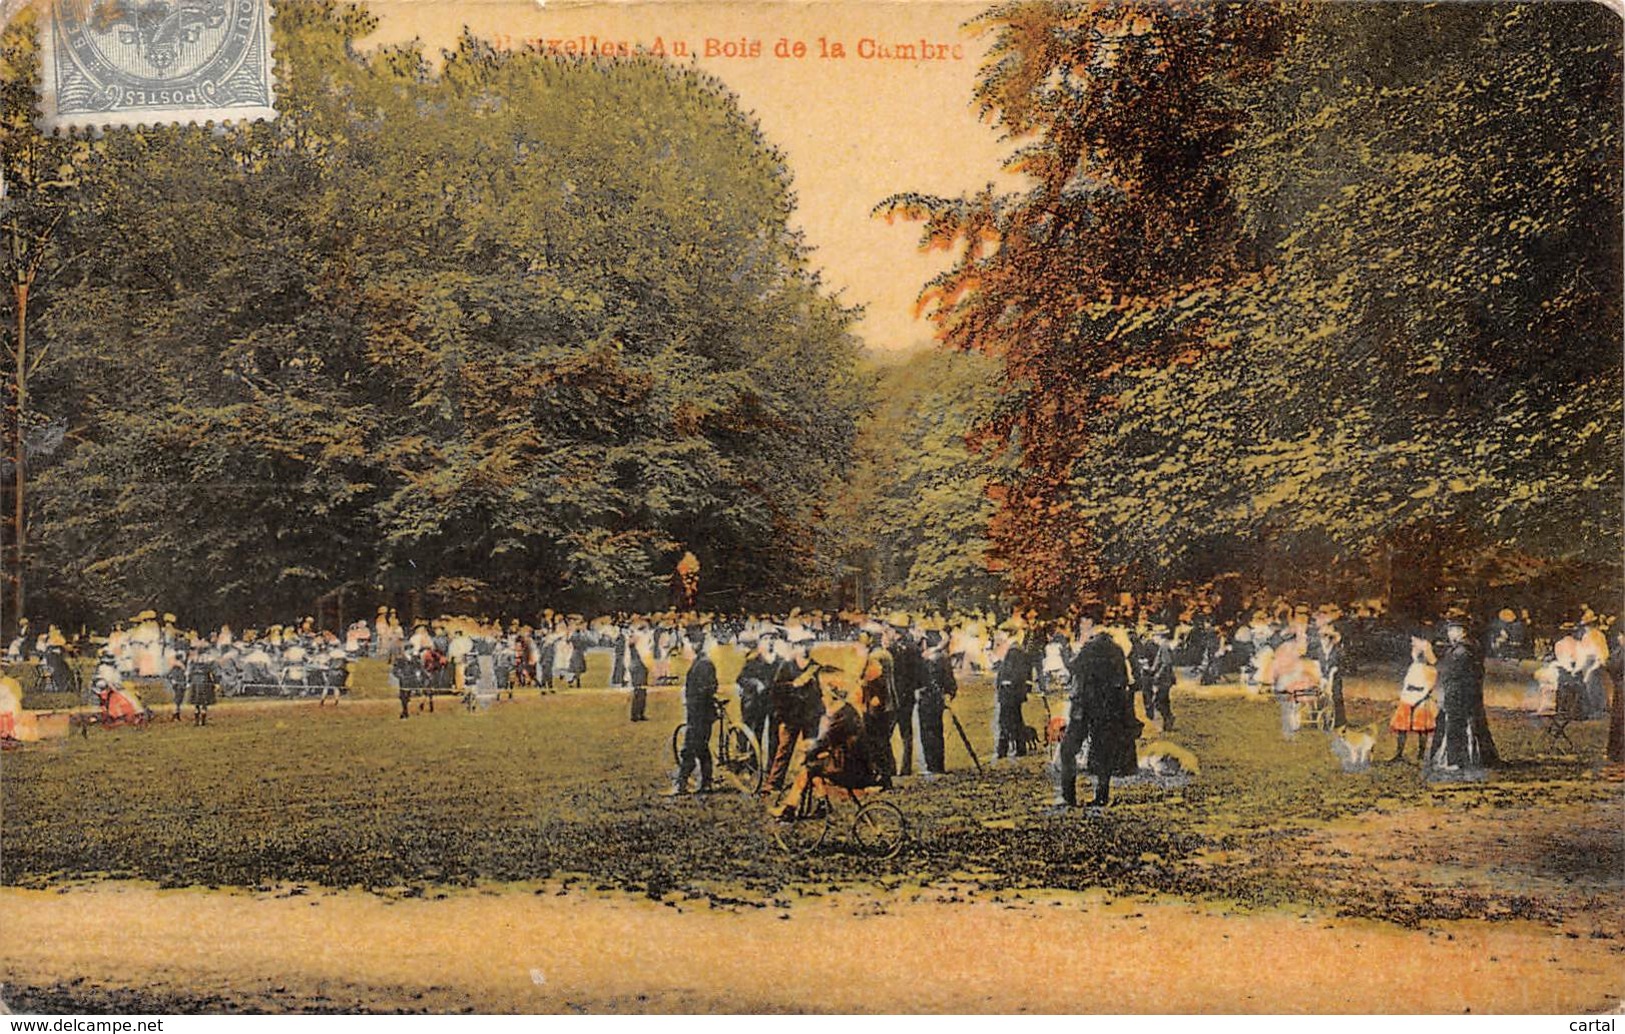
[
  {"left": 1294, "top": 675, "right": 1337, "bottom": 732},
  {"left": 1274, "top": 658, "right": 1328, "bottom": 734}
]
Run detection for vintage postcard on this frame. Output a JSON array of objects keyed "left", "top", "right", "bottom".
[{"left": 0, "top": 0, "right": 1620, "bottom": 1019}]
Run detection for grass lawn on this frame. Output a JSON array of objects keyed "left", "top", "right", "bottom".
[{"left": 3, "top": 667, "right": 1618, "bottom": 932}]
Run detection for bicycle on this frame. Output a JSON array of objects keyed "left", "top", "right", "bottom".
[
  {"left": 671, "top": 694, "right": 765, "bottom": 794},
  {"left": 769, "top": 767, "right": 908, "bottom": 859}
]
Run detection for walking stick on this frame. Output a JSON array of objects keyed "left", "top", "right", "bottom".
[{"left": 944, "top": 701, "right": 983, "bottom": 774}]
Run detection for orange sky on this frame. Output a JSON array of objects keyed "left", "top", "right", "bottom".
[{"left": 365, "top": 0, "right": 1019, "bottom": 353}]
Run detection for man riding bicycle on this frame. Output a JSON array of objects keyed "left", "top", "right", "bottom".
[{"left": 769, "top": 674, "right": 875, "bottom": 818}]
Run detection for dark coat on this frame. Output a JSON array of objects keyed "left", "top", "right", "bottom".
[
  {"left": 1067, "top": 633, "right": 1140, "bottom": 777},
  {"left": 1434, "top": 639, "right": 1498, "bottom": 768},
  {"left": 1131, "top": 636, "right": 1156, "bottom": 691},
  {"left": 858, "top": 647, "right": 896, "bottom": 717},
  {"left": 1149, "top": 641, "right": 1176, "bottom": 690},
  {"left": 772, "top": 658, "right": 823, "bottom": 733},
  {"left": 921, "top": 652, "right": 957, "bottom": 703},
  {"left": 996, "top": 645, "right": 1032, "bottom": 703},
  {"left": 186, "top": 662, "right": 217, "bottom": 708},
  {"left": 737, "top": 653, "right": 776, "bottom": 729},
  {"left": 891, "top": 635, "right": 924, "bottom": 704},
  {"left": 627, "top": 641, "right": 649, "bottom": 687},
  {"left": 683, "top": 655, "right": 718, "bottom": 719},
  {"left": 808, "top": 702, "right": 872, "bottom": 789}
]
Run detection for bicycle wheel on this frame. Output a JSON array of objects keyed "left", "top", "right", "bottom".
[
  {"left": 717, "top": 723, "right": 764, "bottom": 794},
  {"left": 670, "top": 723, "right": 686, "bottom": 768},
  {"left": 851, "top": 800, "right": 907, "bottom": 859},
  {"left": 771, "top": 789, "right": 831, "bottom": 856}
]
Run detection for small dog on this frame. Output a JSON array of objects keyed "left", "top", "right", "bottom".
[
  {"left": 1138, "top": 740, "right": 1200, "bottom": 779},
  {"left": 1045, "top": 715, "right": 1067, "bottom": 748},
  {"left": 1330, "top": 724, "right": 1377, "bottom": 771},
  {"left": 1019, "top": 723, "right": 1042, "bottom": 755}
]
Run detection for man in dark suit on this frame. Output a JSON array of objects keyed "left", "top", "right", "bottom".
[
  {"left": 1131, "top": 627, "right": 1156, "bottom": 723},
  {"left": 1320, "top": 624, "right": 1347, "bottom": 729},
  {"left": 627, "top": 624, "right": 651, "bottom": 721},
  {"left": 888, "top": 615, "right": 923, "bottom": 775},
  {"left": 764, "top": 634, "right": 821, "bottom": 792},
  {"left": 670, "top": 635, "right": 717, "bottom": 794},
  {"left": 735, "top": 631, "right": 776, "bottom": 749},
  {"left": 1146, "top": 626, "right": 1176, "bottom": 732},
  {"left": 916, "top": 630, "right": 958, "bottom": 775},
  {"left": 993, "top": 623, "right": 1032, "bottom": 759},
  {"left": 1058, "top": 603, "right": 1137, "bottom": 807}
]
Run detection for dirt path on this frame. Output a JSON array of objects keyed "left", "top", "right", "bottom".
[{"left": 2, "top": 881, "right": 1620, "bottom": 1013}]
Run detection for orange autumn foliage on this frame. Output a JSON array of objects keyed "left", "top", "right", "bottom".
[{"left": 879, "top": 0, "right": 1295, "bottom": 610}]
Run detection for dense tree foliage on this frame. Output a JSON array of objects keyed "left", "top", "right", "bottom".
[
  {"left": 6, "top": 3, "right": 867, "bottom": 627},
  {"left": 0, "top": 14, "right": 94, "bottom": 633},
  {"left": 881, "top": 0, "right": 1293, "bottom": 610},
  {"left": 887, "top": 1, "right": 1622, "bottom": 617},
  {"left": 830, "top": 348, "right": 1008, "bottom": 611},
  {"left": 1079, "top": 2, "right": 1623, "bottom": 617},
  {"left": 3, "top": 0, "right": 1619, "bottom": 626}
]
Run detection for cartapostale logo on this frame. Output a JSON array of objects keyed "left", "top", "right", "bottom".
[{"left": 41, "top": 0, "right": 277, "bottom": 130}]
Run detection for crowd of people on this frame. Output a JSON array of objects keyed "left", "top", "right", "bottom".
[{"left": 5, "top": 595, "right": 1620, "bottom": 799}]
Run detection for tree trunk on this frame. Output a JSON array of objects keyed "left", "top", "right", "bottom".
[
  {"left": 1608, "top": 660, "right": 1623, "bottom": 764},
  {"left": 7, "top": 279, "right": 24, "bottom": 641}
]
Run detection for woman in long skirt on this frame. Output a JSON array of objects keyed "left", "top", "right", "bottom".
[{"left": 1431, "top": 620, "right": 1498, "bottom": 771}]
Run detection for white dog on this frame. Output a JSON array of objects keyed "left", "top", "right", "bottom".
[
  {"left": 1138, "top": 740, "right": 1200, "bottom": 779},
  {"left": 1330, "top": 724, "right": 1377, "bottom": 772}
]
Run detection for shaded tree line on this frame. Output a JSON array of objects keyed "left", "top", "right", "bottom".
[
  {"left": 881, "top": 0, "right": 1622, "bottom": 621},
  {"left": 828, "top": 347, "right": 1009, "bottom": 611},
  {"left": 1, "top": 2, "right": 868, "bottom": 630},
  {"left": 2, "top": 0, "right": 1619, "bottom": 631}
]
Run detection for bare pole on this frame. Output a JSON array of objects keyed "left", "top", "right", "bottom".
[
  {"left": 4, "top": 188, "right": 23, "bottom": 641},
  {"left": 10, "top": 271, "right": 23, "bottom": 640}
]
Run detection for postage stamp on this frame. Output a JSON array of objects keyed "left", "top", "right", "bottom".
[{"left": 38, "top": 0, "right": 276, "bottom": 130}]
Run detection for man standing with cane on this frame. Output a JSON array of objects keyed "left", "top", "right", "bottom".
[{"left": 887, "top": 613, "right": 923, "bottom": 776}]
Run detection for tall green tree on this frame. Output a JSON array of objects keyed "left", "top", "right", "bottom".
[
  {"left": 1072, "top": 2, "right": 1622, "bottom": 617},
  {"left": 886, "top": 1, "right": 1619, "bottom": 617},
  {"left": 24, "top": 3, "right": 867, "bottom": 626},
  {"left": 0, "top": 9, "right": 96, "bottom": 636}
]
